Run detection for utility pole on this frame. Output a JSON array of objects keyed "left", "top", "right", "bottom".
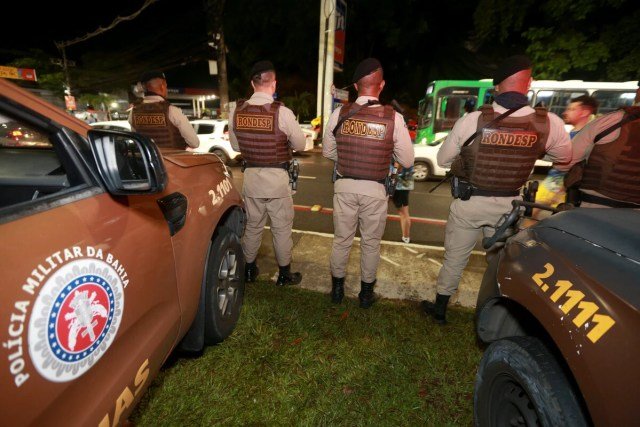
[
  {"left": 205, "top": 0, "right": 230, "bottom": 119},
  {"left": 316, "top": 0, "right": 336, "bottom": 137},
  {"left": 54, "top": 43, "right": 74, "bottom": 97}
]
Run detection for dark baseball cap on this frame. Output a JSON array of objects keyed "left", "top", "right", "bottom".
[
  {"left": 250, "top": 60, "right": 275, "bottom": 78},
  {"left": 139, "top": 70, "right": 166, "bottom": 83},
  {"left": 492, "top": 55, "right": 532, "bottom": 85},
  {"left": 352, "top": 58, "right": 382, "bottom": 84}
]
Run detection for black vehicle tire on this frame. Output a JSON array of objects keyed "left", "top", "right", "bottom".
[
  {"left": 474, "top": 336, "right": 588, "bottom": 427},
  {"left": 204, "top": 228, "right": 245, "bottom": 345},
  {"left": 211, "top": 148, "right": 229, "bottom": 165},
  {"left": 413, "top": 161, "right": 432, "bottom": 182}
]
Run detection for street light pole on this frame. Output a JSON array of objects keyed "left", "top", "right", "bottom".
[
  {"left": 55, "top": 42, "right": 73, "bottom": 97},
  {"left": 316, "top": 0, "right": 335, "bottom": 137}
]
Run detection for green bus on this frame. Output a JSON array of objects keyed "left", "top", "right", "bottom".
[
  {"left": 416, "top": 79, "right": 494, "bottom": 146},
  {"left": 416, "top": 79, "right": 639, "bottom": 146}
]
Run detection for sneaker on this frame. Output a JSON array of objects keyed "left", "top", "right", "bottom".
[{"left": 402, "top": 236, "right": 411, "bottom": 244}]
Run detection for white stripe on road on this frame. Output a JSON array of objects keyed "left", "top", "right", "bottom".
[
  {"left": 298, "top": 175, "right": 316, "bottom": 180},
  {"left": 428, "top": 258, "right": 443, "bottom": 267},
  {"left": 262, "top": 226, "right": 485, "bottom": 255},
  {"left": 381, "top": 255, "right": 401, "bottom": 267}
]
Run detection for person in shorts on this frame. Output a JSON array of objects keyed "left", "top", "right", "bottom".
[{"left": 392, "top": 164, "right": 414, "bottom": 244}]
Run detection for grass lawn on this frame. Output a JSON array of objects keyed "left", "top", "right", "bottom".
[{"left": 131, "top": 281, "right": 483, "bottom": 425}]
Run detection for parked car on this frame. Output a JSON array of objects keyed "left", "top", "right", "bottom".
[
  {"left": 188, "top": 119, "right": 241, "bottom": 164},
  {"left": 90, "top": 120, "right": 131, "bottom": 131},
  {"left": 474, "top": 201, "right": 640, "bottom": 426},
  {"left": 0, "top": 78, "right": 246, "bottom": 425},
  {"left": 413, "top": 140, "right": 448, "bottom": 181}
]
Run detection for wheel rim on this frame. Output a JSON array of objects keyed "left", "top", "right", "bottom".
[
  {"left": 413, "top": 163, "right": 429, "bottom": 181},
  {"left": 489, "top": 374, "right": 540, "bottom": 426},
  {"left": 216, "top": 248, "right": 240, "bottom": 317}
]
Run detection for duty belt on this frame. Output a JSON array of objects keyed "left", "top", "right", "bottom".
[
  {"left": 472, "top": 188, "right": 520, "bottom": 197},
  {"left": 244, "top": 161, "right": 290, "bottom": 170},
  {"left": 336, "top": 175, "right": 386, "bottom": 184},
  {"left": 580, "top": 192, "right": 640, "bottom": 208}
]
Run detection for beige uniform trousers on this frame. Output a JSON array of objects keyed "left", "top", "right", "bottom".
[
  {"left": 330, "top": 193, "right": 388, "bottom": 283},
  {"left": 436, "top": 195, "right": 517, "bottom": 296},
  {"left": 243, "top": 196, "right": 294, "bottom": 267}
]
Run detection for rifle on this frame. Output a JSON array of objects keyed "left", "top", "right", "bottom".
[{"left": 429, "top": 171, "right": 452, "bottom": 193}]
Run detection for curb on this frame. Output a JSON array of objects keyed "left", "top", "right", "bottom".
[{"left": 253, "top": 228, "right": 487, "bottom": 308}]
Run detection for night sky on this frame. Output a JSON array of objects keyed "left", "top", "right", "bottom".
[
  {"left": 1, "top": 0, "right": 503, "bottom": 113},
  {"left": 1, "top": 0, "right": 519, "bottom": 112}
]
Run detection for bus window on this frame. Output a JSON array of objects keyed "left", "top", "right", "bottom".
[
  {"left": 533, "top": 90, "right": 587, "bottom": 114},
  {"left": 592, "top": 90, "right": 636, "bottom": 114},
  {"left": 417, "top": 98, "right": 433, "bottom": 128},
  {"left": 434, "top": 87, "right": 480, "bottom": 133}
]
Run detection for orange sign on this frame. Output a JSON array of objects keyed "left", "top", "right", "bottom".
[
  {"left": 0, "top": 66, "right": 37, "bottom": 81},
  {"left": 64, "top": 96, "right": 77, "bottom": 111}
]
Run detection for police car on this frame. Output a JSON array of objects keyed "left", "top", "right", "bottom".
[
  {"left": 475, "top": 203, "right": 640, "bottom": 425},
  {"left": 0, "top": 78, "right": 246, "bottom": 425}
]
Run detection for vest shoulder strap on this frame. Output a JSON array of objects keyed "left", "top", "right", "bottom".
[
  {"left": 534, "top": 106, "right": 548, "bottom": 117},
  {"left": 479, "top": 105, "right": 494, "bottom": 119},
  {"left": 595, "top": 108, "right": 640, "bottom": 143},
  {"left": 269, "top": 100, "right": 283, "bottom": 112}
]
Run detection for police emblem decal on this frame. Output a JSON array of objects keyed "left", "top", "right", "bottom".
[{"left": 28, "top": 259, "right": 124, "bottom": 382}]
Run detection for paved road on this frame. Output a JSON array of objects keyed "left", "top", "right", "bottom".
[{"left": 228, "top": 150, "right": 547, "bottom": 247}]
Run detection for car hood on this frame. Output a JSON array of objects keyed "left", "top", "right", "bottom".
[
  {"left": 163, "top": 151, "right": 222, "bottom": 168},
  {"left": 531, "top": 208, "right": 640, "bottom": 311},
  {"left": 534, "top": 208, "right": 640, "bottom": 263}
]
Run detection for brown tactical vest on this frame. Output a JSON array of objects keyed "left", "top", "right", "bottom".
[
  {"left": 335, "top": 103, "right": 395, "bottom": 181},
  {"left": 131, "top": 101, "right": 185, "bottom": 149},
  {"left": 581, "top": 107, "right": 640, "bottom": 204},
  {"left": 233, "top": 100, "right": 291, "bottom": 166},
  {"left": 455, "top": 106, "right": 549, "bottom": 192}
]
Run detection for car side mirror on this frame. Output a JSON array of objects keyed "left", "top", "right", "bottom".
[{"left": 88, "top": 129, "right": 167, "bottom": 195}]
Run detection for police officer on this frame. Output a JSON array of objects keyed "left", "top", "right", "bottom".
[
  {"left": 559, "top": 80, "right": 640, "bottom": 208},
  {"left": 129, "top": 70, "right": 199, "bottom": 149},
  {"left": 323, "top": 58, "right": 414, "bottom": 308},
  {"left": 423, "top": 55, "right": 572, "bottom": 324},
  {"left": 229, "top": 60, "right": 307, "bottom": 286}
]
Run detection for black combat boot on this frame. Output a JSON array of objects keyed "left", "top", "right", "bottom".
[
  {"left": 245, "top": 261, "right": 259, "bottom": 283},
  {"left": 358, "top": 280, "right": 376, "bottom": 309},
  {"left": 421, "top": 294, "right": 450, "bottom": 325},
  {"left": 331, "top": 276, "right": 345, "bottom": 304},
  {"left": 275, "top": 264, "right": 302, "bottom": 286}
]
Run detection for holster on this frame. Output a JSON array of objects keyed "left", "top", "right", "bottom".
[
  {"left": 385, "top": 174, "right": 398, "bottom": 197},
  {"left": 450, "top": 176, "right": 473, "bottom": 200},
  {"left": 288, "top": 159, "right": 299, "bottom": 191}
]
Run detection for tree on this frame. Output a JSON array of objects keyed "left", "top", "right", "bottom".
[
  {"left": 472, "top": 0, "right": 640, "bottom": 80},
  {"left": 281, "top": 91, "right": 315, "bottom": 122}
]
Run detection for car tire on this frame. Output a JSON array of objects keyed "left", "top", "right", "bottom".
[
  {"left": 204, "top": 227, "right": 245, "bottom": 344},
  {"left": 211, "top": 148, "right": 229, "bottom": 165},
  {"left": 413, "top": 161, "right": 432, "bottom": 182},
  {"left": 474, "top": 336, "right": 588, "bottom": 427}
]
